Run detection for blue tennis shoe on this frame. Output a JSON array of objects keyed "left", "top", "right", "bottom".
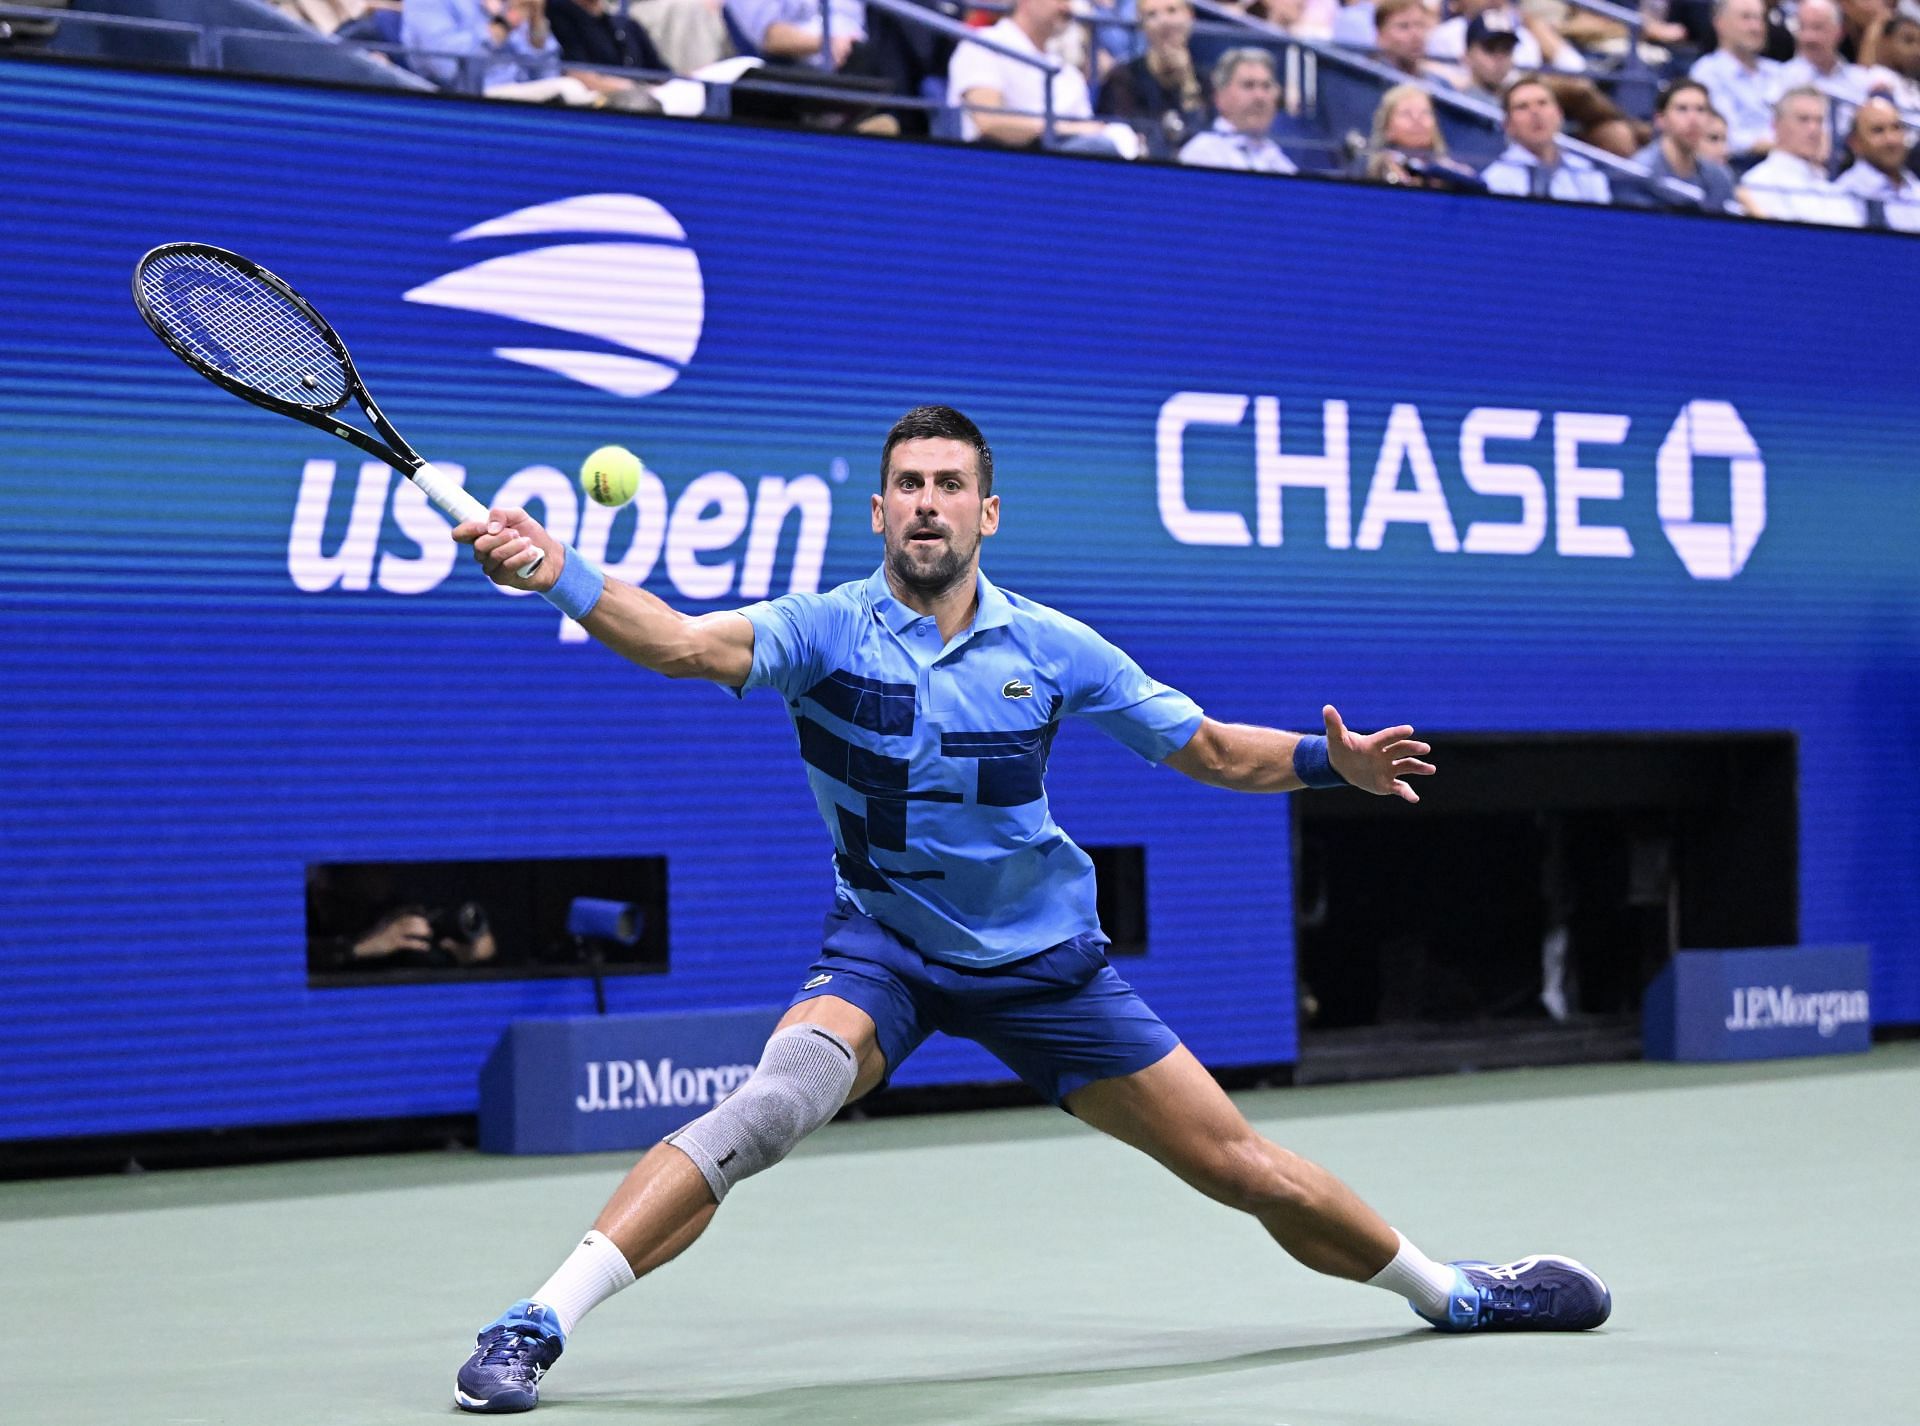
[
  {"left": 1416, "top": 1255, "right": 1612, "bottom": 1332},
  {"left": 455, "top": 1300, "right": 566, "bottom": 1413}
]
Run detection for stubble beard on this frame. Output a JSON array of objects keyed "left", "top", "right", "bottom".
[{"left": 886, "top": 527, "right": 976, "bottom": 599}]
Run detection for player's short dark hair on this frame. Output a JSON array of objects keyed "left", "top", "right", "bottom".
[
  {"left": 880, "top": 405, "right": 994, "bottom": 497},
  {"left": 1656, "top": 78, "right": 1709, "bottom": 114}
]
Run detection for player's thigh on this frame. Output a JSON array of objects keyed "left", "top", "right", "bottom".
[
  {"left": 777, "top": 994, "right": 889, "bottom": 1102},
  {"left": 1065, "top": 1042, "right": 1265, "bottom": 1187}
]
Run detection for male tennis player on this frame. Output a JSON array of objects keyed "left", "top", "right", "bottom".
[{"left": 448, "top": 406, "right": 1611, "bottom": 1413}]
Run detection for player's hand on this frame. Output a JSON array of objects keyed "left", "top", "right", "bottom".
[
  {"left": 1323, "top": 704, "right": 1435, "bottom": 804},
  {"left": 453, "top": 505, "right": 562, "bottom": 593}
]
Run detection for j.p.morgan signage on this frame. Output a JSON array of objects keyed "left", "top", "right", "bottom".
[{"left": 1645, "top": 946, "right": 1871, "bottom": 1061}]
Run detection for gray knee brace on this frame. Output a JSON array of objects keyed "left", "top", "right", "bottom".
[{"left": 666, "top": 1023, "right": 856, "bottom": 1203}]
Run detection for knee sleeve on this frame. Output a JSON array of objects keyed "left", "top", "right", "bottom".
[{"left": 666, "top": 1023, "right": 857, "bottom": 1203}]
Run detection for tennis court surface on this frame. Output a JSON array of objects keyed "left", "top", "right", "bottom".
[{"left": 11, "top": 1045, "right": 1914, "bottom": 1426}]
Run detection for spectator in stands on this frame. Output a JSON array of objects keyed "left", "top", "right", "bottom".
[
  {"left": 1428, "top": 0, "right": 1586, "bottom": 75},
  {"left": 1360, "top": 81, "right": 1485, "bottom": 184},
  {"left": 1737, "top": 86, "right": 1864, "bottom": 221},
  {"left": 1481, "top": 73, "right": 1612, "bottom": 199},
  {"left": 1331, "top": 0, "right": 1377, "bottom": 48},
  {"left": 274, "top": 0, "right": 365, "bottom": 33},
  {"left": 1700, "top": 105, "right": 1732, "bottom": 162},
  {"left": 1627, "top": 77, "right": 1739, "bottom": 209},
  {"left": 1864, "top": 15, "right": 1920, "bottom": 110},
  {"left": 1179, "top": 47, "right": 1296, "bottom": 170},
  {"left": 544, "top": 0, "right": 672, "bottom": 108},
  {"left": 406, "top": 0, "right": 597, "bottom": 99},
  {"left": 727, "top": 0, "right": 868, "bottom": 72},
  {"left": 1832, "top": 94, "right": 1920, "bottom": 225},
  {"left": 1777, "top": 0, "right": 1875, "bottom": 112},
  {"left": 1453, "top": 10, "right": 1519, "bottom": 101},
  {"left": 1096, "top": 0, "right": 1210, "bottom": 151},
  {"left": 624, "top": 0, "right": 730, "bottom": 73},
  {"left": 1374, "top": 0, "right": 1442, "bottom": 78},
  {"left": 1838, "top": 0, "right": 1892, "bottom": 62},
  {"left": 335, "top": 0, "right": 405, "bottom": 55},
  {"left": 1247, "top": 0, "right": 1340, "bottom": 39},
  {"left": 949, "top": 0, "right": 1137, "bottom": 154},
  {"left": 1689, "top": 0, "right": 1782, "bottom": 157}
]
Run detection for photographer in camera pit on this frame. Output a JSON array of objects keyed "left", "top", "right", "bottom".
[{"left": 308, "top": 866, "right": 497, "bottom": 972}]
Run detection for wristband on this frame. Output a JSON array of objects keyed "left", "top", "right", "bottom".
[
  {"left": 1292, "top": 733, "right": 1348, "bottom": 789},
  {"left": 542, "top": 544, "right": 607, "bottom": 623}
]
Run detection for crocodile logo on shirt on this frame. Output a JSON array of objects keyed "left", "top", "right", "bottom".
[{"left": 1002, "top": 679, "right": 1034, "bottom": 700}]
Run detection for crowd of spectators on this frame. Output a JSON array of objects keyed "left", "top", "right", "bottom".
[{"left": 259, "top": 0, "right": 1920, "bottom": 228}]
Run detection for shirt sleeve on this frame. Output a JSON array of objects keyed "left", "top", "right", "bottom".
[
  {"left": 1059, "top": 619, "right": 1204, "bottom": 763},
  {"left": 730, "top": 592, "right": 838, "bottom": 701},
  {"left": 947, "top": 39, "right": 1002, "bottom": 99}
]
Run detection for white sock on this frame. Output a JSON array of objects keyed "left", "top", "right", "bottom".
[
  {"left": 1365, "top": 1230, "right": 1459, "bottom": 1317},
  {"left": 530, "top": 1230, "right": 636, "bottom": 1338}
]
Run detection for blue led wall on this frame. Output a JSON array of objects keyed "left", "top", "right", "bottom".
[{"left": 3, "top": 60, "right": 1916, "bottom": 1141}]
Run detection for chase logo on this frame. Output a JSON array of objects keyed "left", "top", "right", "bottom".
[{"left": 403, "top": 193, "right": 703, "bottom": 399}]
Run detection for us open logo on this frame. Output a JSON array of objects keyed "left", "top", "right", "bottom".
[{"left": 403, "top": 192, "right": 704, "bottom": 398}]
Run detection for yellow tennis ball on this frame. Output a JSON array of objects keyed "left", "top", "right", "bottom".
[{"left": 581, "top": 445, "right": 643, "bottom": 506}]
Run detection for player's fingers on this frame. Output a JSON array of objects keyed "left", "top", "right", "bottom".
[
  {"left": 451, "top": 519, "right": 485, "bottom": 545},
  {"left": 1322, "top": 704, "right": 1346, "bottom": 740},
  {"left": 486, "top": 505, "right": 531, "bottom": 528},
  {"left": 1367, "top": 725, "right": 1415, "bottom": 747},
  {"left": 1392, "top": 779, "right": 1419, "bottom": 803},
  {"left": 483, "top": 535, "right": 536, "bottom": 571},
  {"left": 1383, "top": 739, "right": 1431, "bottom": 758},
  {"left": 1393, "top": 757, "right": 1437, "bottom": 776}
]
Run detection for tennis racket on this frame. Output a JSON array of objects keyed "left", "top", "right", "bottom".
[{"left": 131, "top": 241, "right": 543, "bottom": 578}]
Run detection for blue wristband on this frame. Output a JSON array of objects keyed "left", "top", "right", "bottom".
[
  {"left": 1293, "top": 734, "right": 1348, "bottom": 789},
  {"left": 542, "top": 544, "right": 607, "bottom": 623}
]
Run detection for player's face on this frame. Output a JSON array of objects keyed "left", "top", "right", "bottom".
[{"left": 873, "top": 437, "right": 1000, "bottom": 596}]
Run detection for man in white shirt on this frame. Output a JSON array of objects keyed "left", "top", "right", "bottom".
[
  {"left": 1481, "top": 74, "right": 1613, "bottom": 201},
  {"left": 1737, "top": 86, "right": 1864, "bottom": 223},
  {"left": 948, "top": 0, "right": 1132, "bottom": 152},
  {"left": 1429, "top": 0, "right": 1586, "bottom": 74},
  {"left": 1690, "top": 0, "right": 1783, "bottom": 156},
  {"left": 1178, "top": 48, "right": 1298, "bottom": 171},
  {"left": 1773, "top": 0, "right": 1874, "bottom": 123},
  {"left": 1832, "top": 95, "right": 1920, "bottom": 228}
]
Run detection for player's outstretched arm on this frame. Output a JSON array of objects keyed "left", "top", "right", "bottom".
[
  {"left": 454, "top": 507, "right": 754, "bottom": 686},
  {"left": 1165, "top": 706, "right": 1435, "bottom": 802}
]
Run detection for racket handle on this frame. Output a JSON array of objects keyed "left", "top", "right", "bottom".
[{"left": 412, "top": 461, "right": 545, "bottom": 579}]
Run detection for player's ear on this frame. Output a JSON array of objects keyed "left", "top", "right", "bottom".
[
  {"left": 980, "top": 493, "right": 1000, "bottom": 536},
  {"left": 870, "top": 492, "right": 884, "bottom": 534}
]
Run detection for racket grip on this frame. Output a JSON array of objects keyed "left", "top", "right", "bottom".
[{"left": 413, "top": 461, "right": 545, "bottom": 579}]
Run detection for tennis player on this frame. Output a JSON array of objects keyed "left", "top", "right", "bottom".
[{"left": 448, "top": 406, "right": 1610, "bottom": 1413}]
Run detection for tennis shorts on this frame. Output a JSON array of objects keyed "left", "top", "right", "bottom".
[{"left": 786, "top": 900, "right": 1181, "bottom": 1104}]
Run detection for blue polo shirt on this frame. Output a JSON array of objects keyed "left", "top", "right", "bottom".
[{"left": 735, "top": 566, "right": 1204, "bottom": 968}]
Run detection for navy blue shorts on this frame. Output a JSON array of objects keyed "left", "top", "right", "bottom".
[{"left": 786, "top": 902, "right": 1181, "bottom": 1104}]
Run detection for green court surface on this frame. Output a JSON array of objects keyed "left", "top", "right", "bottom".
[{"left": 8, "top": 1046, "right": 1916, "bottom": 1425}]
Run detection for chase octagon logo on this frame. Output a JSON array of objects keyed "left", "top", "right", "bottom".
[{"left": 403, "top": 193, "right": 703, "bottom": 399}]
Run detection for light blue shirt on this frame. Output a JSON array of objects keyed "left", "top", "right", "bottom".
[
  {"left": 1482, "top": 142, "right": 1613, "bottom": 203},
  {"left": 1689, "top": 49, "right": 1783, "bottom": 155},
  {"left": 1179, "top": 117, "right": 1298, "bottom": 174},
  {"left": 736, "top": 566, "right": 1204, "bottom": 966},
  {"left": 401, "top": 0, "right": 559, "bottom": 87}
]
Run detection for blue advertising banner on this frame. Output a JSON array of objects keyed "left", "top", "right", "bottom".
[
  {"left": 479, "top": 1007, "right": 782, "bottom": 1154},
  {"left": 1644, "top": 946, "right": 1872, "bottom": 1061},
  {"left": 3, "top": 60, "right": 1917, "bottom": 1142}
]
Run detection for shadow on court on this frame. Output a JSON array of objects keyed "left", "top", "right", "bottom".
[{"left": 558, "top": 1323, "right": 1442, "bottom": 1421}]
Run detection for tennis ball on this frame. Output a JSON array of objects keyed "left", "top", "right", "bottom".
[{"left": 581, "top": 445, "right": 643, "bottom": 506}]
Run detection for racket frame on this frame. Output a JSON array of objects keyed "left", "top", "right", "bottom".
[{"left": 132, "top": 241, "right": 543, "bottom": 577}]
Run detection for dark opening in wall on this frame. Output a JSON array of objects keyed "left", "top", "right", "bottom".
[
  {"left": 1087, "top": 844, "right": 1149, "bottom": 957},
  {"left": 307, "top": 855, "right": 669, "bottom": 987},
  {"left": 1291, "top": 734, "right": 1796, "bottom": 1070}
]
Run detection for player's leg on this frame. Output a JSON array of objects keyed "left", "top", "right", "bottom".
[
  {"left": 1066, "top": 1044, "right": 1610, "bottom": 1332},
  {"left": 453, "top": 997, "right": 892, "bottom": 1414}
]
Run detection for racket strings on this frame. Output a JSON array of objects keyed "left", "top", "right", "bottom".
[{"left": 139, "top": 250, "right": 350, "bottom": 409}]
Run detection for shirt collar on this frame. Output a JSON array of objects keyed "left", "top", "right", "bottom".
[{"left": 864, "top": 565, "right": 1014, "bottom": 636}]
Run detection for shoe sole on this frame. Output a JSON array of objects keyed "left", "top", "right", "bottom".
[{"left": 455, "top": 1387, "right": 537, "bottom": 1413}]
